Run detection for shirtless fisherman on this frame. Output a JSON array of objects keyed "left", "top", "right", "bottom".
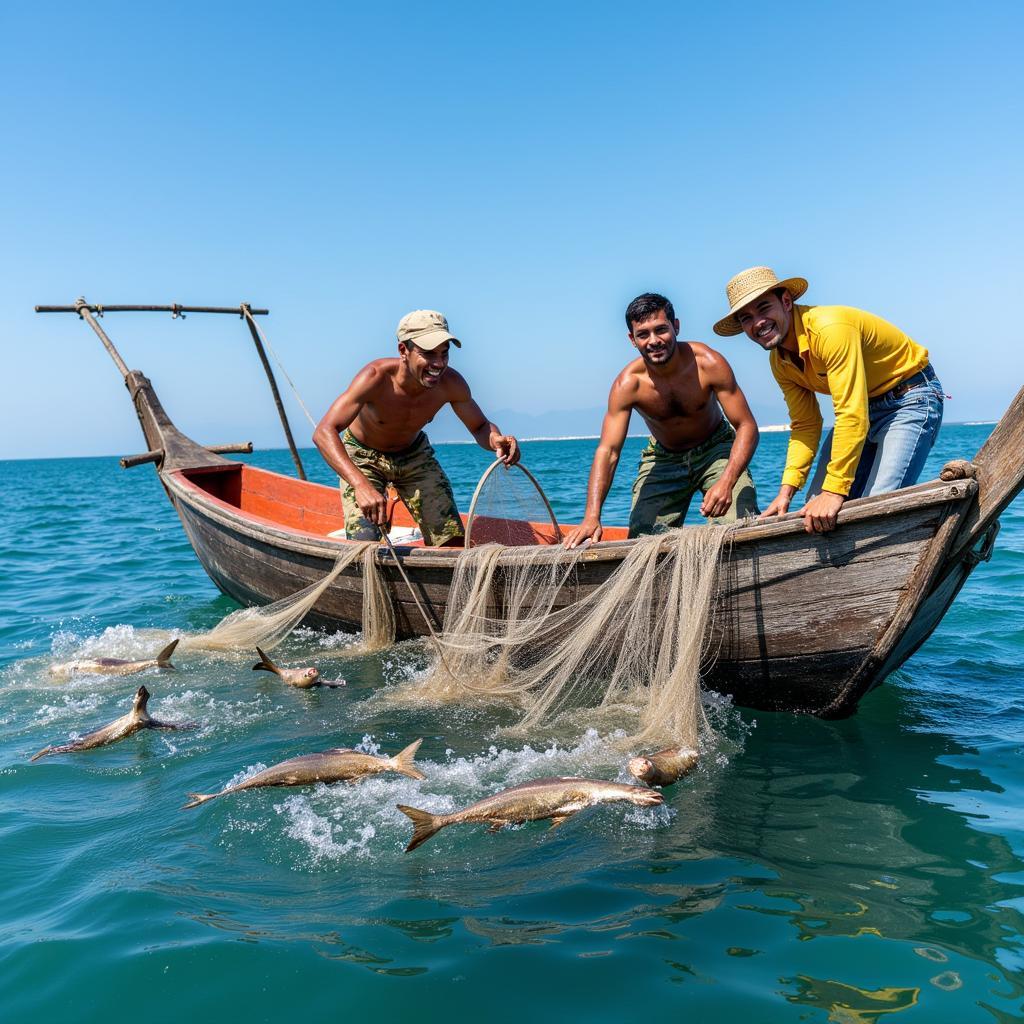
[
  {"left": 564, "top": 293, "right": 759, "bottom": 548},
  {"left": 314, "top": 310, "right": 519, "bottom": 546},
  {"left": 713, "top": 266, "right": 944, "bottom": 534}
]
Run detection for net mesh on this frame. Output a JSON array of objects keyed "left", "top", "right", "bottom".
[
  {"left": 407, "top": 524, "right": 734, "bottom": 750},
  {"left": 178, "top": 540, "right": 395, "bottom": 653},
  {"left": 465, "top": 461, "right": 561, "bottom": 547}
]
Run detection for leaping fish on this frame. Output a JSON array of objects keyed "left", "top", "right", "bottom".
[
  {"left": 31, "top": 685, "right": 194, "bottom": 761},
  {"left": 628, "top": 747, "right": 699, "bottom": 788},
  {"left": 252, "top": 646, "right": 346, "bottom": 689},
  {"left": 49, "top": 638, "right": 180, "bottom": 679},
  {"left": 183, "top": 738, "right": 425, "bottom": 809},
  {"left": 397, "top": 776, "right": 663, "bottom": 852}
]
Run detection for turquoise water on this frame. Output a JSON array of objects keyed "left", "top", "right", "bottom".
[{"left": 1, "top": 425, "right": 1022, "bottom": 1023}]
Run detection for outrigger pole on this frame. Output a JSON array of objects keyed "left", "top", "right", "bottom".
[
  {"left": 240, "top": 304, "right": 306, "bottom": 480},
  {"left": 36, "top": 300, "right": 307, "bottom": 479}
]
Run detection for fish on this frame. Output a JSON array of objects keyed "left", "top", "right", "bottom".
[
  {"left": 49, "top": 638, "right": 180, "bottom": 679},
  {"left": 251, "top": 646, "right": 346, "bottom": 689},
  {"left": 31, "top": 685, "right": 194, "bottom": 761},
  {"left": 397, "top": 776, "right": 663, "bottom": 852},
  {"left": 182, "top": 738, "right": 425, "bottom": 809},
  {"left": 627, "top": 747, "right": 699, "bottom": 788}
]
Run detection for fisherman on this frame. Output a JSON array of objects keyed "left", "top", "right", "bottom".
[
  {"left": 713, "top": 267, "right": 944, "bottom": 534},
  {"left": 564, "top": 292, "right": 759, "bottom": 547},
  {"left": 313, "top": 310, "right": 519, "bottom": 546}
]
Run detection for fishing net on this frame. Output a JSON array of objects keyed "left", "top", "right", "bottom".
[
  {"left": 179, "top": 540, "right": 395, "bottom": 653},
  {"left": 464, "top": 460, "right": 561, "bottom": 547},
  {"left": 410, "top": 524, "right": 734, "bottom": 750}
]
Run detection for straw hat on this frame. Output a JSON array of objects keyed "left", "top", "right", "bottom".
[{"left": 713, "top": 266, "right": 808, "bottom": 337}]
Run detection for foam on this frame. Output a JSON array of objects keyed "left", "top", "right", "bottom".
[
  {"left": 32, "top": 692, "right": 104, "bottom": 728},
  {"left": 225, "top": 762, "right": 270, "bottom": 788},
  {"left": 266, "top": 729, "right": 688, "bottom": 864}
]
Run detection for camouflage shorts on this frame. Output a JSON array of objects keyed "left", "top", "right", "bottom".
[
  {"left": 340, "top": 430, "right": 464, "bottom": 546},
  {"left": 628, "top": 419, "right": 759, "bottom": 537}
]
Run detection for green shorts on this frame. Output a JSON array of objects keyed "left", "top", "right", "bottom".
[
  {"left": 341, "top": 430, "right": 464, "bottom": 547},
  {"left": 628, "top": 419, "right": 759, "bottom": 537}
]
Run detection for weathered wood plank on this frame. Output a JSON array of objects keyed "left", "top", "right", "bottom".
[
  {"left": 949, "top": 384, "right": 1024, "bottom": 560},
  {"left": 174, "top": 482, "right": 944, "bottom": 671}
]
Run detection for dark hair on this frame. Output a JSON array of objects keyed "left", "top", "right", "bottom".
[{"left": 625, "top": 293, "right": 675, "bottom": 331}]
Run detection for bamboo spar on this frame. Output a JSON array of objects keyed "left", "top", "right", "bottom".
[
  {"left": 36, "top": 299, "right": 309, "bottom": 483},
  {"left": 241, "top": 304, "right": 307, "bottom": 481},
  {"left": 36, "top": 303, "right": 270, "bottom": 315},
  {"left": 73, "top": 298, "right": 131, "bottom": 378}
]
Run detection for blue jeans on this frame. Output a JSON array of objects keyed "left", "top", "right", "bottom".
[{"left": 808, "top": 365, "right": 944, "bottom": 499}]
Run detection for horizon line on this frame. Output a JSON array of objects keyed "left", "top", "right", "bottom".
[{"left": 0, "top": 421, "right": 998, "bottom": 465}]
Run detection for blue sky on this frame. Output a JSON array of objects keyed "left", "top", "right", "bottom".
[{"left": 2, "top": 1, "right": 1022, "bottom": 459}]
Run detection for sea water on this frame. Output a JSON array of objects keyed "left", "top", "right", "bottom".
[{"left": 0, "top": 426, "right": 1021, "bottom": 1023}]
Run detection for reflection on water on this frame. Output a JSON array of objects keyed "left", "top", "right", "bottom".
[
  {"left": 708, "top": 694, "right": 1024, "bottom": 972},
  {"left": 783, "top": 977, "right": 919, "bottom": 1022}
]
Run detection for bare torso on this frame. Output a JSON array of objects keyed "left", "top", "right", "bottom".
[
  {"left": 348, "top": 359, "right": 460, "bottom": 452},
  {"left": 620, "top": 343, "right": 724, "bottom": 450}
]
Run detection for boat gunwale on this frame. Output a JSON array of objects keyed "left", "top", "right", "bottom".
[{"left": 161, "top": 464, "right": 977, "bottom": 568}]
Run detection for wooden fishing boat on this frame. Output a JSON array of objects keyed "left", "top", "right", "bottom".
[{"left": 39, "top": 301, "right": 1024, "bottom": 717}]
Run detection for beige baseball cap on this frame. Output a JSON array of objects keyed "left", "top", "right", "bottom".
[{"left": 396, "top": 309, "right": 461, "bottom": 351}]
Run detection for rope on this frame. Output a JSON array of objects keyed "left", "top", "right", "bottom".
[{"left": 242, "top": 308, "right": 317, "bottom": 428}]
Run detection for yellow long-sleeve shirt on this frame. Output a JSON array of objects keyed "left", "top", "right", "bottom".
[{"left": 771, "top": 305, "right": 930, "bottom": 495}]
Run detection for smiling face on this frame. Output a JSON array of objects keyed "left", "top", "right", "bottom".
[
  {"left": 629, "top": 310, "right": 680, "bottom": 367},
  {"left": 736, "top": 288, "right": 794, "bottom": 351},
  {"left": 399, "top": 340, "right": 450, "bottom": 388}
]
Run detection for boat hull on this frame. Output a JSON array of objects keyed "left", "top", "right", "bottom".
[{"left": 164, "top": 468, "right": 979, "bottom": 716}]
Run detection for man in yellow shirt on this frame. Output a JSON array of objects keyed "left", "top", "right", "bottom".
[{"left": 713, "top": 267, "right": 944, "bottom": 534}]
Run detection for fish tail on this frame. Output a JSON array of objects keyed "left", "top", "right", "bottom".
[
  {"left": 181, "top": 792, "right": 219, "bottom": 810},
  {"left": 156, "top": 638, "right": 180, "bottom": 668},
  {"left": 391, "top": 738, "right": 426, "bottom": 781},
  {"left": 396, "top": 803, "right": 446, "bottom": 852},
  {"left": 252, "top": 646, "right": 278, "bottom": 675},
  {"left": 30, "top": 746, "right": 53, "bottom": 762}
]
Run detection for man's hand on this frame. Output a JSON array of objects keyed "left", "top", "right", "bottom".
[
  {"left": 564, "top": 515, "right": 602, "bottom": 549},
  {"left": 797, "top": 490, "right": 845, "bottom": 534},
  {"left": 699, "top": 477, "right": 735, "bottom": 519},
  {"left": 758, "top": 485, "right": 797, "bottom": 520},
  {"left": 354, "top": 483, "right": 388, "bottom": 526},
  {"left": 492, "top": 434, "right": 520, "bottom": 466}
]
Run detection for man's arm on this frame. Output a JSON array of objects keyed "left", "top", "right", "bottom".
[
  {"left": 759, "top": 364, "right": 824, "bottom": 521},
  {"left": 448, "top": 372, "right": 521, "bottom": 466},
  {"left": 563, "top": 383, "right": 633, "bottom": 548},
  {"left": 698, "top": 349, "right": 760, "bottom": 518},
  {"left": 796, "top": 325, "right": 869, "bottom": 533},
  {"left": 312, "top": 365, "right": 390, "bottom": 526}
]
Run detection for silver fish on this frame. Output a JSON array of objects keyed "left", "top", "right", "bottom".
[
  {"left": 628, "top": 747, "right": 699, "bottom": 788},
  {"left": 183, "top": 738, "right": 425, "bottom": 809},
  {"left": 252, "top": 646, "right": 346, "bottom": 689},
  {"left": 31, "top": 685, "right": 193, "bottom": 761},
  {"left": 49, "top": 638, "right": 179, "bottom": 679},
  {"left": 397, "top": 776, "right": 663, "bottom": 852}
]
